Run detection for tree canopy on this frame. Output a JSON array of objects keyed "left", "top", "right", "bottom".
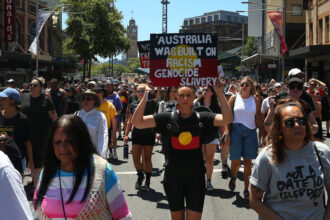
[{"left": 62, "top": 0, "right": 130, "bottom": 78}]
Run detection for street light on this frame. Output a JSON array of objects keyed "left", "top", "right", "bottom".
[{"left": 239, "top": 1, "right": 286, "bottom": 81}]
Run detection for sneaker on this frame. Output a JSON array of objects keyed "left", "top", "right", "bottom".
[
  {"left": 221, "top": 164, "right": 231, "bottom": 179},
  {"left": 206, "top": 181, "right": 214, "bottom": 191},
  {"left": 113, "top": 148, "right": 118, "bottom": 160},
  {"left": 135, "top": 173, "right": 144, "bottom": 189}
]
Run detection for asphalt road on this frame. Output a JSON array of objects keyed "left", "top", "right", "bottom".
[{"left": 26, "top": 124, "right": 330, "bottom": 220}]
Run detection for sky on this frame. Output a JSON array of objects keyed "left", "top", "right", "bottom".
[{"left": 62, "top": 0, "right": 248, "bottom": 60}]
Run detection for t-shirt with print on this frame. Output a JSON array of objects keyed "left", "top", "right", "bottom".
[
  {"left": 119, "top": 91, "right": 129, "bottom": 113},
  {"left": 153, "top": 112, "right": 216, "bottom": 171},
  {"left": 96, "top": 101, "right": 117, "bottom": 129},
  {"left": 250, "top": 141, "right": 330, "bottom": 220},
  {"left": 0, "top": 112, "right": 31, "bottom": 158}
]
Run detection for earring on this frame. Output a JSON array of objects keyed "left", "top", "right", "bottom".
[{"left": 278, "top": 134, "right": 283, "bottom": 140}]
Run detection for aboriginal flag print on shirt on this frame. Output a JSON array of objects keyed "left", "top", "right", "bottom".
[{"left": 171, "top": 128, "right": 200, "bottom": 150}]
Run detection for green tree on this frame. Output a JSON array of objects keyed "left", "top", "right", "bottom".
[
  {"left": 91, "top": 63, "right": 130, "bottom": 76},
  {"left": 241, "top": 37, "right": 257, "bottom": 57},
  {"left": 127, "top": 57, "right": 140, "bottom": 73},
  {"left": 62, "top": 0, "right": 130, "bottom": 79}
]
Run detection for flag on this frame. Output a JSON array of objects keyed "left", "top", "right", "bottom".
[
  {"left": 267, "top": 11, "right": 288, "bottom": 56},
  {"left": 29, "top": 11, "right": 53, "bottom": 55}
]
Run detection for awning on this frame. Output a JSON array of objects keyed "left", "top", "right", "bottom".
[
  {"left": 137, "top": 67, "right": 149, "bottom": 74},
  {"left": 289, "top": 45, "right": 330, "bottom": 58},
  {"left": 242, "top": 54, "right": 278, "bottom": 65},
  {"left": 218, "top": 46, "right": 244, "bottom": 63}
]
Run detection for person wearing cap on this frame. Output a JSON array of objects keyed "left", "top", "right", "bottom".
[
  {"left": 6, "top": 79, "right": 15, "bottom": 88},
  {"left": 274, "top": 82, "right": 282, "bottom": 94},
  {"left": 94, "top": 85, "right": 118, "bottom": 160},
  {"left": 264, "top": 77, "right": 318, "bottom": 134},
  {"left": 118, "top": 83, "right": 130, "bottom": 140},
  {"left": 287, "top": 68, "right": 316, "bottom": 113},
  {"left": 77, "top": 89, "right": 108, "bottom": 158},
  {"left": 0, "top": 88, "right": 33, "bottom": 176}
]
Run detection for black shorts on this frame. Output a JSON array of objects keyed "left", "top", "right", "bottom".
[
  {"left": 132, "top": 127, "right": 155, "bottom": 146},
  {"left": 163, "top": 167, "right": 206, "bottom": 212}
]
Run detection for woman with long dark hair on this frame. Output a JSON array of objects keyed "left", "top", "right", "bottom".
[
  {"left": 194, "top": 85, "right": 223, "bottom": 191},
  {"left": 131, "top": 80, "right": 232, "bottom": 220},
  {"left": 33, "top": 115, "right": 131, "bottom": 220},
  {"left": 250, "top": 99, "right": 330, "bottom": 220}
]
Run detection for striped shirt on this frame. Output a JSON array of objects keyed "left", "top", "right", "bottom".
[{"left": 34, "top": 163, "right": 132, "bottom": 220}]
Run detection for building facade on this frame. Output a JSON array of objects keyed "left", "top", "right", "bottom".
[
  {"left": 245, "top": 0, "right": 307, "bottom": 82},
  {"left": 126, "top": 18, "right": 138, "bottom": 59},
  {"left": 180, "top": 10, "right": 248, "bottom": 54},
  {"left": 0, "top": 0, "right": 74, "bottom": 87},
  {"left": 290, "top": 0, "right": 330, "bottom": 85}
]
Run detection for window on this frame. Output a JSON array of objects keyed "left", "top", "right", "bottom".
[
  {"left": 309, "top": 23, "right": 313, "bottom": 45},
  {"left": 195, "top": 18, "right": 200, "bottom": 24},
  {"left": 16, "top": 0, "right": 22, "bottom": 8},
  {"left": 233, "top": 16, "right": 238, "bottom": 22},
  {"left": 291, "top": 5, "right": 303, "bottom": 16},
  {"left": 189, "top": 19, "right": 194, "bottom": 25},
  {"left": 201, "top": 17, "right": 206, "bottom": 23},
  {"left": 184, "top": 20, "right": 188, "bottom": 26},
  {"left": 15, "top": 20, "right": 20, "bottom": 44},
  {"left": 240, "top": 17, "right": 246, "bottom": 23},
  {"left": 226, "top": 15, "right": 231, "bottom": 21},
  {"left": 318, "top": 19, "right": 323, "bottom": 44},
  {"left": 214, "top": 14, "right": 219, "bottom": 21},
  {"left": 207, "top": 16, "right": 213, "bottom": 22}
]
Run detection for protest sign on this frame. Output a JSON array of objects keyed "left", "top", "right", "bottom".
[
  {"left": 137, "top": 41, "right": 150, "bottom": 68},
  {"left": 150, "top": 33, "right": 218, "bottom": 86}
]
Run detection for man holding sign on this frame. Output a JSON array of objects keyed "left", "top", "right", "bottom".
[{"left": 150, "top": 33, "right": 218, "bottom": 87}]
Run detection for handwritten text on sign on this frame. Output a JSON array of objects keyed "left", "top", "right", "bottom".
[{"left": 150, "top": 33, "right": 218, "bottom": 86}]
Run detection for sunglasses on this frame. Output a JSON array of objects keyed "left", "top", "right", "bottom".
[
  {"left": 288, "top": 84, "right": 303, "bottom": 90},
  {"left": 240, "top": 83, "right": 250, "bottom": 88},
  {"left": 137, "top": 90, "right": 145, "bottom": 94},
  {"left": 29, "top": 83, "right": 39, "bottom": 88},
  {"left": 82, "top": 96, "right": 93, "bottom": 101},
  {"left": 284, "top": 117, "right": 306, "bottom": 128},
  {"left": 203, "top": 88, "right": 210, "bottom": 92}
]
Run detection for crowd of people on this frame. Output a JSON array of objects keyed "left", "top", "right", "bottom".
[{"left": 0, "top": 67, "right": 329, "bottom": 220}]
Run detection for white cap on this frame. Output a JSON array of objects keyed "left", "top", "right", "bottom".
[
  {"left": 274, "top": 82, "right": 281, "bottom": 87},
  {"left": 288, "top": 68, "right": 304, "bottom": 77},
  {"left": 87, "top": 81, "right": 97, "bottom": 86}
]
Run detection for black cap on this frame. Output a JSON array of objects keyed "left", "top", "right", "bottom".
[{"left": 287, "top": 77, "right": 303, "bottom": 86}]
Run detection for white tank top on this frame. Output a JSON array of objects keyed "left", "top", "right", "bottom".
[{"left": 233, "top": 94, "right": 256, "bottom": 129}]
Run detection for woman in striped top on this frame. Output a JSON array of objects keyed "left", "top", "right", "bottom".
[{"left": 33, "top": 115, "right": 131, "bottom": 220}]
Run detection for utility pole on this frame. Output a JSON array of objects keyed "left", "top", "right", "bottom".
[
  {"left": 36, "top": 0, "right": 39, "bottom": 76},
  {"left": 282, "top": 0, "right": 286, "bottom": 81},
  {"left": 161, "top": 0, "right": 170, "bottom": 33}
]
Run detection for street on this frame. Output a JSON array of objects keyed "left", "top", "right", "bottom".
[{"left": 26, "top": 124, "right": 330, "bottom": 220}]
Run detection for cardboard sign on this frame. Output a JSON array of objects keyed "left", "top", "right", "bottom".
[
  {"left": 4, "top": 0, "right": 16, "bottom": 42},
  {"left": 150, "top": 33, "right": 218, "bottom": 86},
  {"left": 137, "top": 41, "right": 150, "bottom": 68}
]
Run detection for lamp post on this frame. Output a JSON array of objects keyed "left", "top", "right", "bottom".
[{"left": 239, "top": 1, "right": 286, "bottom": 81}]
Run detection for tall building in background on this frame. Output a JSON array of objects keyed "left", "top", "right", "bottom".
[
  {"left": 127, "top": 18, "right": 138, "bottom": 59},
  {"left": 180, "top": 10, "right": 248, "bottom": 54}
]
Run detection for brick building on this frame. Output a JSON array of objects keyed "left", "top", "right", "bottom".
[{"left": 0, "top": 0, "right": 75, "bottom": 87}]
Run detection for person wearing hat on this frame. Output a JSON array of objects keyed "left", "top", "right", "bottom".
[
  {"left": 76, "top": 89, "right": 108, "bottom": 158},
  {"left": 87, "top": 81, "right": 97, "bottom": 90},
  {"left": 274, "top": 82, "right": 282, "bottom": 94},
  {"left": 94, "top": 85, "right": 118, "bottom": 160},
  {"left": 6, "top": 79, "right": 15, "bottom": 88},
  {"left": 264, "top": 77, "right": 318, "bottom": 134},
  {"left": 21, "top": 77, "right": 57, "bottom": 187},
  {"left": 287, "top": 68, "right": 316, "bottom": 114},
  {"left": 0, "top": 88, "right": 33, "bottom": 175}
]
